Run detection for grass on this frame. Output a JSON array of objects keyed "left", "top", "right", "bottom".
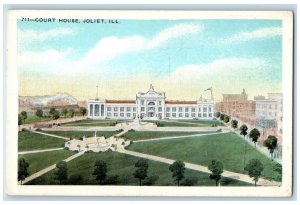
[
  {"left": 27, "top": 152, "right": 251, "bottom": 186},
  {"left": 127, "top": 132, "right": 281, "bottom": 181},
  {"left": 19, "top": 150, "right": 75, "bottom": 175},
  {"left": 121, "top": 131, "right": 218, "bottom": 141},
  {"left": 143, "top": 120, "right": 223, "bottom": 127},
  {"left": 18, "top": 131, "right": 67, "bottom": 151},
  {"left": 61, "top": 119, "right": 125, "bottom": 127},
  {"left": 22, "top": 116, "right": 53, "bottom": 124},
  {"left": 42, "top": 130, "right": 123, "bottom": 139}
]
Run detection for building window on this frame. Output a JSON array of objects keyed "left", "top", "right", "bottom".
[
  {"left": 208, "top": 106, "right": 212, "bottom": 112},
  {"left": 120, "top": 107, "right": 124, "bottom": 112},
  {"left": 95, "top": 104, "right": 100, "bottom": 116},
  {"left": 203, "top": 107, "right": 207, "bottom": 112},
  {"left": 127, "top": 113, "right": 131, "bottom": 117},
  {"left": 179, "top": 107, "right": 183, "bottom": 112},
  {"left": 191, "top": 113, "right": 195, "bottom": 117},
  {"left": 133, "top": 113, "right": 136, "bottom": 118},
  {"left": 89, "top": 104, "right": 93, "bottom": 116},
  {"left": 172, "top": 113, "right": 176, "bottom": 117},
  {"left": 166, "top": 113, "right": 170, "bottom": 117},
  {"left": 133, "top": 107, "right": 136, "bottom": 112},
  {"left": 114, "top": 107, "right": 118, "bottom": 112},
  {"left": 114, "top": 113, "right": 118, "bottom": 117},
  {"left": 185, "top": 107, "right": 189, "bottom": 112},
  {"left": 120, "top": 113, "right": 124, "bottom": 117},
  {"left": 198, "top": 107, "right": 202, "bottom": 112},
  {"left": 141, "top": 100, "right": 144, "bottom": 105},
  {"left": 191, "top": 108, "right": 195, "bottom": 112},
  {"left": 179, "top": 113, "right": 183, "bottom": 117},
  {"left": 158, "top": 107, "right": 162, "bottom": 112},
  {"left": 101, "top": 104, "right": 104, "bottom": 116},
  {"left": 107, "top": 113, "right": 111, "bottom": 117},
  {"left": 141, "top": 107, "right": 145, "bottom": 111},
  {"left": 127, "top": 107, "right": 131, "bottom": 112},
  {"left": 209, "top": 113, "right": 212, "bottom": 117},
  {"left": 107, "top": 107, "right": 111, "bottom": 111},
  {"left": 198, "top": 113, "right": 202, "bottom": 117},
  {"left": 166, "top": 107, "right": 170, "bottom": 112},
  {"left": 185, "top": 113, "right": 189, "bottom": 117},
  {"left": 159, "top": 101, "right": 162, "bottom": 105},
  {"left": 203, "top": 113, "right": 207, "bottom": 117},
  {"left": 172, "top": 107, "right": 176, "bottom": 112}
]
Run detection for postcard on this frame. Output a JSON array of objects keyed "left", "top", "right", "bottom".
[{"left": 6, "top": 10, "right": 293, "bottom": 197}]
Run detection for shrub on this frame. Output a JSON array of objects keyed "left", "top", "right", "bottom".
[
  {"left": 128, "top": 129, "right": 135, "bottom": 132},
  {"left": 181, "top": 176, "right": 198, "bottom": 186},
  {"left": 68, "top": 174, "right": 83, "bottom": 185},
  {"left": 21, "top": 128, "right": 28, "bottom": 131},
  {"left": 35, "top": 128, "right": 42, "bottom": 131},
  {"left": 220, "top": 178, "right": 233, "bottom": 186},
  {"left": 64, "top": 147, "right": 69, "bottom": 150},
  {"left": 85, "top": 150, "right": 93, "bottom": 153},
  {"left": 104, "top": 175, "right": 119, "bottom": 185},
  {"left": 142, "top": 176, "right": 159, "bottom": 186}
]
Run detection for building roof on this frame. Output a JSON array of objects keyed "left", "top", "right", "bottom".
[
  {"left": 105, "top": 100, "right": 136, "bottom": 104},
  {"left": 165, "top": 101, "right": 197, "bottom": 105}
]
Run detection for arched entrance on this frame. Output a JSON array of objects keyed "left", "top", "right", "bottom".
[{"left": 147, "top": 101, "right": 156, "bottom": 118}]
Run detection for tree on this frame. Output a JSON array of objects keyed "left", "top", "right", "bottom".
[
  {"left": 52, "top": 110, "right": 60, "bottom": 120},
  {"left": 20, "top": 111, "right": 27, "bottom": 123},
  {"left": 181, "top": 176, "right": 199, "bottom": 186},
  {"left": 18, "top": 158, "right": 29, "bottom": 185},
  {"left": 263, "top": 135, "right": 278, "bottom": 160},
  {"left": 49, "top": 108, "right": 56, "bottom": 115},
  {"left": 69, "top": 109, "right": 75, "bottom": 117},
  {"left": 35, "top": 109, "right": 43, "bottom": 118},
  {"left": 208, "top": 160, "right": 223, "bottom": 186},
  {"left": 54, "top": 161, "right": 68, "bottom": 184},
  {"left": 80, "top": 107, "right": 87, "bottom": 116},
  {"left": 231, "top": 119, "right": 238, "bottom": 129},
  {"left": 18, "top": 114, "right": 24, "bottom": 131},
  {"left": 133, "top": 159, "right": 149, "bottom": 186},
  {"left": 61, "top": 108, "right": 68, "bottom": 117},
  {"left": 249, "top": 128, "right": 261, "bottom": 147},
  {"left": 239, "top": 124, "right": 248, "bottom": 139},
  {"left": 220, "top": 113, "right": 225, "bottom": 121},
  {"left": 244, "top": 159, "right": 264, "bottom": 186},
  {"left": 215, "top": 112, "right": 221, "bottom": 118},
  {"left": 223, "top": 115, "right": 230, "bottom": 123},
  {"left": 93, "top": 160, "right": 107, "bottom": 184},
  {"left": 169, "top": 160, "right": 185, "bottom": 186}
]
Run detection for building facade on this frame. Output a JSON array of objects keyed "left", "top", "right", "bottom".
[
  {"left": 254, "top": 93, "right": 283, "bottom": 134},
  {"left": 88, "top": 84, "right": 214, "bottom": 120}
]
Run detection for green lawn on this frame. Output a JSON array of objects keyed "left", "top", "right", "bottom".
[
  {"left": 61, "top": 119, "right": 125, "bottom": 127},
  {"left": 121, "top": 131, "right": 218, "bottom": 141},
  {"left": 143, "top": 120, "right": 223, "bottom": 127},
  {"left": 19, "top": 150, "right": 75, "bottom": 175},
  {"left": 42, "top": 130, "right": 123, "bottom": 139},
  {"left": 127, "top": 132, "right": 281, "bottom": 181},
  {"left": 22, "top": 116, "right": 53, "bottom": 124},
  {"left": 18, "top": 131, "right": 67, "bottom": 151},
  {"left": 27, "top": 152, "right": 250, "bottom": 186}
]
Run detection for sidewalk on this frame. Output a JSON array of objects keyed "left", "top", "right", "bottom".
[{"left": 19, "top": 147, "right": 64, "bottom": 155}]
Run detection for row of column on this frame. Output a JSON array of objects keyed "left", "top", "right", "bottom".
[{"left": 89, "top": 104, "right": 105, "bottom": 117}]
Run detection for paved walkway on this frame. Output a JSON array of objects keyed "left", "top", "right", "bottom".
[
  {"left": 133, "top": 131, "right": 228, "bottom": 143},
  {"left": 117, "top": 149, "right": 281, "bottom": 186},
  {"left": 20, "top": 151, "right": 85, "bottom": 185},
  {"left": 115, "top": 129, "right": 128, "bottom": 137},
  {"left": 18, "top": 147, "right": 64, "bottom": 155},
  {"left": 30, "top": 130, "right": 69, "bottom": 140}
]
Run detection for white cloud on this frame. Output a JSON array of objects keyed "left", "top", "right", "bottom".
[
  {"left": 222, "top": 27, "right": 281, "bottom": 44},
  {"left": 82, "top": 23, "right": 202, "bottom": 66},
  {"left": 19, "top": 23, "right": 202, "bottom": 73},
  {"left": 18, "top": 27, "right": 75, "bottom": 43}
]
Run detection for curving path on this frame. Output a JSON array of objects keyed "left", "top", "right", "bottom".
[
  {"left": 133, "top": 131, "right": 229, "bottom": 143},
  {"left": 117, "top": 149, "right": 281, "bottom": 186},
  {"left": 20, "top": 151, "right": 85, "bottom": 185},
  {"left": 18, "top": 147, "right": 64, "bottom": 155}
]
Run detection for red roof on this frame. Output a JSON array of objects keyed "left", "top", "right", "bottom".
[
  {"left": 105, "top": 100, "right": 136, "bottom": 104},
  {"left": 166, "top": 101, "right": 197, "bottom": 105}
]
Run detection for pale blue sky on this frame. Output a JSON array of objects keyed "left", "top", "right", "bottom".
[{"left": 17, "top": 19, "right": 282, "bottom": 101}]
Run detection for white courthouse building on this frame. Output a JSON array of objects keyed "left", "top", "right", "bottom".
[{"left": 88, "top": 85, "right": 214, "bottom": 120}]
